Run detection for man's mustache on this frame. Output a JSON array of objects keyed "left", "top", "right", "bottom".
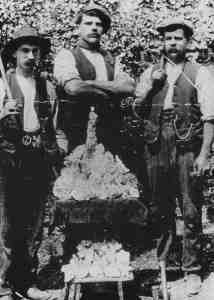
[
  {"left": 168, "top": 49, "right": 178, "bottom": 53},
  {"left": 25, "top": 60, "right": 36, "bottom": 66},
  {"left": 88, "top": 33, "right": 100, "bottom": 38}
]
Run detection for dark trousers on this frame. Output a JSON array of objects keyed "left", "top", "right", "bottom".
[
  {"left": 0, "top": 166, "right": 10, "bottom": 285},
  {"left": 0, "top": 147, "right": 51, "bottom": 291},
  {"left": 144, "top": 121, "right": 202, "bottom": 271}
]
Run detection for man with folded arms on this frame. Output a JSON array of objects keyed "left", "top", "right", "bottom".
[{"left": 54, "top": 2, "right": 135, "bottom": 158}]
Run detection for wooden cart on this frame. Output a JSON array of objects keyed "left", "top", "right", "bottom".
[{"left": 66, "top": 273, "right": 134, "bottom": 300}]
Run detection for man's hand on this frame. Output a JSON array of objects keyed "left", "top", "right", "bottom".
[
  {"left": 113, "top": 78, "right": 135, "bottom": 96},
  {"left": 193, "top": 154, "right": 210, "bottom": 176},
  {"left": 151, "top": 69, "right": 167, "bottom": 85},
  {"left": 192, "top": 122, "right": 214, "bottom": 177},
  {"left": 2, "top": 101, "right": 21, "bottom": 119}
]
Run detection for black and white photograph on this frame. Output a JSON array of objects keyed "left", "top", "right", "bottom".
[{"left": 0, "top": 0, "right": 214, "bottom": 299}]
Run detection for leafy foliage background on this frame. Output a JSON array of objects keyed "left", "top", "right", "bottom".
[
  {"left": 1, "top": 1, "right": 214, "bottom": 288},
  {"left": 0, "top": 0, "right": 214, "bottom": 77},
  {"left": 1, "top": 0, "right": 214, "bottom": 168},
  {"left": 1, "top": 0, "right": 214, "bottom": 158}
]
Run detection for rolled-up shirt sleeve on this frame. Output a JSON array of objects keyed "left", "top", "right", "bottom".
[
  {"left": 53, "top": 48, "right": 81, "bottom": 86},
  {"left": 196, "top": 66, "right": 214, "bottom": 121}
]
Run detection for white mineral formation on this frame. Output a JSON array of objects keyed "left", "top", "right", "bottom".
[
  {"left": 53, "top": 107, "right": 139, "bottom": 201},
  {"left": 61, "top": 240, "right": 132, "bottom": 282}
]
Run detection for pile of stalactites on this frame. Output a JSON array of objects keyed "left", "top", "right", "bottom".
[
  {"left": 53, "top": 107, "right": 139, "bottom": 201},
  {"left": 61, "top": 240, "right": 132, "bottom": 282}
]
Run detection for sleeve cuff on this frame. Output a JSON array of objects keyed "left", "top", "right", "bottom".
[{"left": 202, "top": 116, "right": 214, "bottom": 122}]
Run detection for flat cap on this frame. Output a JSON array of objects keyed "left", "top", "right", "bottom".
[
  {"left": 156, "top": 17, "right": 193, "bottom": 38},
  {"left": 75, "top": 2, "right": 111, "bottom": 34}
]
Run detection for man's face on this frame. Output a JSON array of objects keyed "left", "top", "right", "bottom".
[
  {"left": 163, "top": 28, "right": 189, "bottom": 63},
  {"left": 13, "top": 44, "right": 41, "bottom": 72},
  {"left": 79, "top": 14, "right": 104, "bottom": 45}
]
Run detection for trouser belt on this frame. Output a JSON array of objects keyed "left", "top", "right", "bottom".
[{"left": 22, "top": 131, "right": 41, "bottom": 148}]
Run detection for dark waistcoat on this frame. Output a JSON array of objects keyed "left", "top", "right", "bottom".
[
  {"left": 57, "top": 46, "right": 117, "bottom": 132},
  {"left": 143, "top": 61, "right": 203, "bottom": 145},
  {"left": 72, "top": 46, "right": 115, "bottom": 81},
  {"left": 1, "top": 70, "right": 57, "bottom": 152}
]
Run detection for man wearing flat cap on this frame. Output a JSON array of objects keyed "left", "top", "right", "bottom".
[
  {"left": 133, "top": 17, "right": 214, "bottom": 296},
  {"left": 0, "top": 25, "right": 64, "bottom": 298},
  {"left": 54, "top": 1, "right": 135, "bottom": 157}
]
